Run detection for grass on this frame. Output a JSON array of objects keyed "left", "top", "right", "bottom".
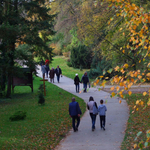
[
  {"left": 121, "top": 94, "right": 150, "bottom": 150},
  {"left": 0, "top": 76, "right": 86, "bottom": 149},
  {"left": 49, "top": 56, "right": 90, "bottom": 80}
]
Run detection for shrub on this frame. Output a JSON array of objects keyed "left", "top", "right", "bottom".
[
  {"left": 88, "top": 57, "right": 115, "bottom": 79},
  {"left": 38, "top": 84, "right": 45, "bottom": 105},
  {"left": 70, "top": 45, "right": 92, "bottom": 69},
  {"left": 9, "top": 111, "right": 26, "bottom": 121}
]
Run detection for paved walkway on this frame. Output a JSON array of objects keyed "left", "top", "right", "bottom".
[{"left": 37, "top": 67, "right": 129, "bottom": 150}]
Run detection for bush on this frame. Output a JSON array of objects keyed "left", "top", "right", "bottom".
[
  {"left": 9, "top": 111, "right": 26, "bottom": 121},
  {"left": 88, "top": 57, "right": 115, "bottom": 79},
  {"left": 38, "top": 84, "right": 45, "bottom": 105},
  {"left": 67, "top": 61, "right": 72, "bottom": 67},
  {"left": 70, "top": 45, "right": 92, "bottom": 69}
]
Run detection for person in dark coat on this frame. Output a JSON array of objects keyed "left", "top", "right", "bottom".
[
  {"left": 81, "top": 72, "right": 89, "bottom": 92},
  {"left": 49, "top": 67, "right": 55, "bottom": 83},
  {"left": 45, "top": 63, "right": 50, "bottom": 78},
  {"left": 55, "top": 65, "right": 62, "bottom": 83},
  {"left": 69, "top": 97, "right": 82, "bottom": 132},
  {"left": 74, "top": 73, "right": 81, "bottom": 93}
]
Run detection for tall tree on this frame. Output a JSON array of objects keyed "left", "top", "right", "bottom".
[{"left": 0, "top": 0, "right": 55, "bottom": 97}]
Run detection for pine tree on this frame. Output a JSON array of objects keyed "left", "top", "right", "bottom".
[{"left": 0, "top": 0, "right": 55, "bottom": 97}]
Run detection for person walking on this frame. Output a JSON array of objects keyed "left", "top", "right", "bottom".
[
  {"left": 81, "top": 72, "right": 89, "bottom": 92},
  {"left": 55, "top": 65, "right": 62, "bottom": 83},
  {"left": 74, "top": 73, "right": 81, "bottom": 93},
  {"left": 87, "top": 96, "right": 98, "bottom": 131},
  {"left": 45, "top": 63, "right": 50, "bottom": 78},
  {"left": 49, "top": 67, "right": 55, "bottom": 83},
  {"left": 41, "top": 63, "right": 46, "bottom": 78},
  {"left": 69, "top": 97, "right": 82, "bottom": 132},
  {"left": 98, "top": 99, "right": 107, "bottom": 130}
]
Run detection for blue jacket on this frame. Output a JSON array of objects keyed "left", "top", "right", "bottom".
[
  {"left": 98, "top": 104, "right": 107, "bottom": 116},
  {"left": 69, "top": 101, "right": 82, "bottom": 116}
]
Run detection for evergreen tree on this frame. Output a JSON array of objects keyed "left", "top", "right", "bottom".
[{"left": 0, "top": 0, "right": 55, "bottom": 97}]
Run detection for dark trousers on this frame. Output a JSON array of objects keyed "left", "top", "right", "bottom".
[
  {"left": 83, "top": 83, "right": 87, "bottom": 92},
  {"left": 75, "top": 84, "right": 79, "bottom": 92},
  {"left": 72, "top": 116, "right": 80, "bottom": 131},
  {"left": 100, "top": 115, "right": 106, "bottom": 128},
  {"left": 57, "top": 75, "right": 60, "bottom": 82},
  {"left": 90, "top": 113, "right": 97, "bottom": 129}
]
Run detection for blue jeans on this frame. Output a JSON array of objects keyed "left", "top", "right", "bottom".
[
  {"left": 90, "top": 113, "right": 97, "bottom": 129},
  {"left": 72, "top": 116, "right": 80, "bottom": 131},
  {"left": 75, "top": 84, "right": 79, "bottom": 92},
  {"left": 57, "top": 75, "right": 60, "bottom": 82},
  {"left": 83, "top": 83, "right": 87, "bottom": 92}
]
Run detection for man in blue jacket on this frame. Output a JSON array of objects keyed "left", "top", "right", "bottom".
[
  {"left": 81, "top": 72, "right": 89, "bottom": 92},
  {"left": 69, "top": 97, "right": 82, "bottom": 132}
]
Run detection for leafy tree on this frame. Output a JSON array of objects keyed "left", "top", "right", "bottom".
[{"left": 0, "top": 0, "right": 55, "bottom": 97}]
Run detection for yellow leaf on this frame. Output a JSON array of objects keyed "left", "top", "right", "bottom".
[
  {"left": 136, "top": 100, "right": 140, "bottom": 105},
  {"left": 116, "top": 86, "right": 120, "bottom": 91},
  {"left": 119, "top": 100, "right": 122, "bottom": 104},
  {"left": 140, "top": 101, "right": 144, "bottom": 106},
  {"left": 128, "top": 91, "right": 132, "bottom": 95},
  {"left": 96, "top": 79, "right": 99, "bottom": 84},
  {"left": 143, "top": 92, "right": 147, "bottom": 96},
  {"left": 110, "top": 87, "right": 115, "bottom": 91},
  {"left": 114, "top": 66, "right": 119, "bottom": 71},
  {"left": 111, "top": 92, "right": 116, "bottom": 97},
  {"left": 138, "top": 75, "right": 142, "bottom": 79},
  {"left": 134, "top": 144, "right": 137, "bottom": 149},
  {"left": 136, "top": 108, "right": 139, "bottom": 111},
  {"left": 120, "top": 82, "right": 124, "bottom": 86},
  {"left": 147, "top": 98, "right": 150, "bottom": 106},
  {"left": 120, "top": 94, "right": 124, "bottom": 98},
  {"left": 101, "top": 82, "right": 105, "bottom": 87},
  {"left": 128, "top": 82, "right": 133, "bottom": 88},
  {"left": 99, "top": 76, "right": 103, "bottom": 78},
  {"left": 124, "top": 87, "right": 128, "bottom": 90},
  {"left": 94, "top": 83, "right": 97, "bottom": 86},
  {"left": 131, "top": 78, "right": 134, "bottom": 83},
  {"left": 122, "top": 50, "right": 125, "bottom": 53}
]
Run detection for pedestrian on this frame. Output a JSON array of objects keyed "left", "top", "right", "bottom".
[
  {"left": 41, "top": 63, "right": 46, "bottom": 78},
  {"left": 87, "top": 96, "right": 98, "bottom": 131},
  {"left": 55, "top": 65, "right": 62, "bottom": 83},
  {"left": 69, "top": 97, "right": 82, "bottom": 132},
  {"left": 98, "top": 99, "right": 107, "bottom": 130},
  {"left": 49, "top": 67, "right": 55, "bottom": 83},
  {"left": 74, "top": 73, "right": 81, "bottom": 93},
  {"left": 45, "top": 63, "right": 50, "bottom": 78},
  {"left": 81, "top": 72, "right": 89, "bottom": 92}
]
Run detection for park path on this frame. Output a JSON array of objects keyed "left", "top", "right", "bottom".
[{"left": 37, "top": 66, "right": 129, "bottom": 150}]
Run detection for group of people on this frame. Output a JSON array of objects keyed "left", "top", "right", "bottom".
[
  {"left": 41, "top": 63, "right": 62, "bottom": 83},
  {"left": 69, "top": 96, "right": 107, "bottom": 132},
  {"left": 74, "top": 72, "right": 89, "bottom": 93}
]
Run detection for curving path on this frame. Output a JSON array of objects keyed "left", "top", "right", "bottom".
[{"left": 37, "top": 66, "right": 129, "bottom": 150}]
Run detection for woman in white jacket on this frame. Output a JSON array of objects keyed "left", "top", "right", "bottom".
[{"left": 87, "top": 96, "right": 98, "bottom": 131}]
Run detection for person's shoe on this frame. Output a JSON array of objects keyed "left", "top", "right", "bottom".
[
  {"left": 92, "top": 128, "right": 94, "bottom": 131},
  {"left": 76, "top": 127, "right": 78, "bottom": 131},
  {"left": 102, "top": 126, "right": 105, "bottom": 130},
  {"left": 74, "top": 129, "right": 76, "bottom": 132}
]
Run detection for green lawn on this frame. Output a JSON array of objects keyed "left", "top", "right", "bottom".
[
  {"left": 0, "top": 77, "right": 86, "bottom": 149},
  {"left": 121, "top": 94, "right": 150, "bottom": 150}
]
